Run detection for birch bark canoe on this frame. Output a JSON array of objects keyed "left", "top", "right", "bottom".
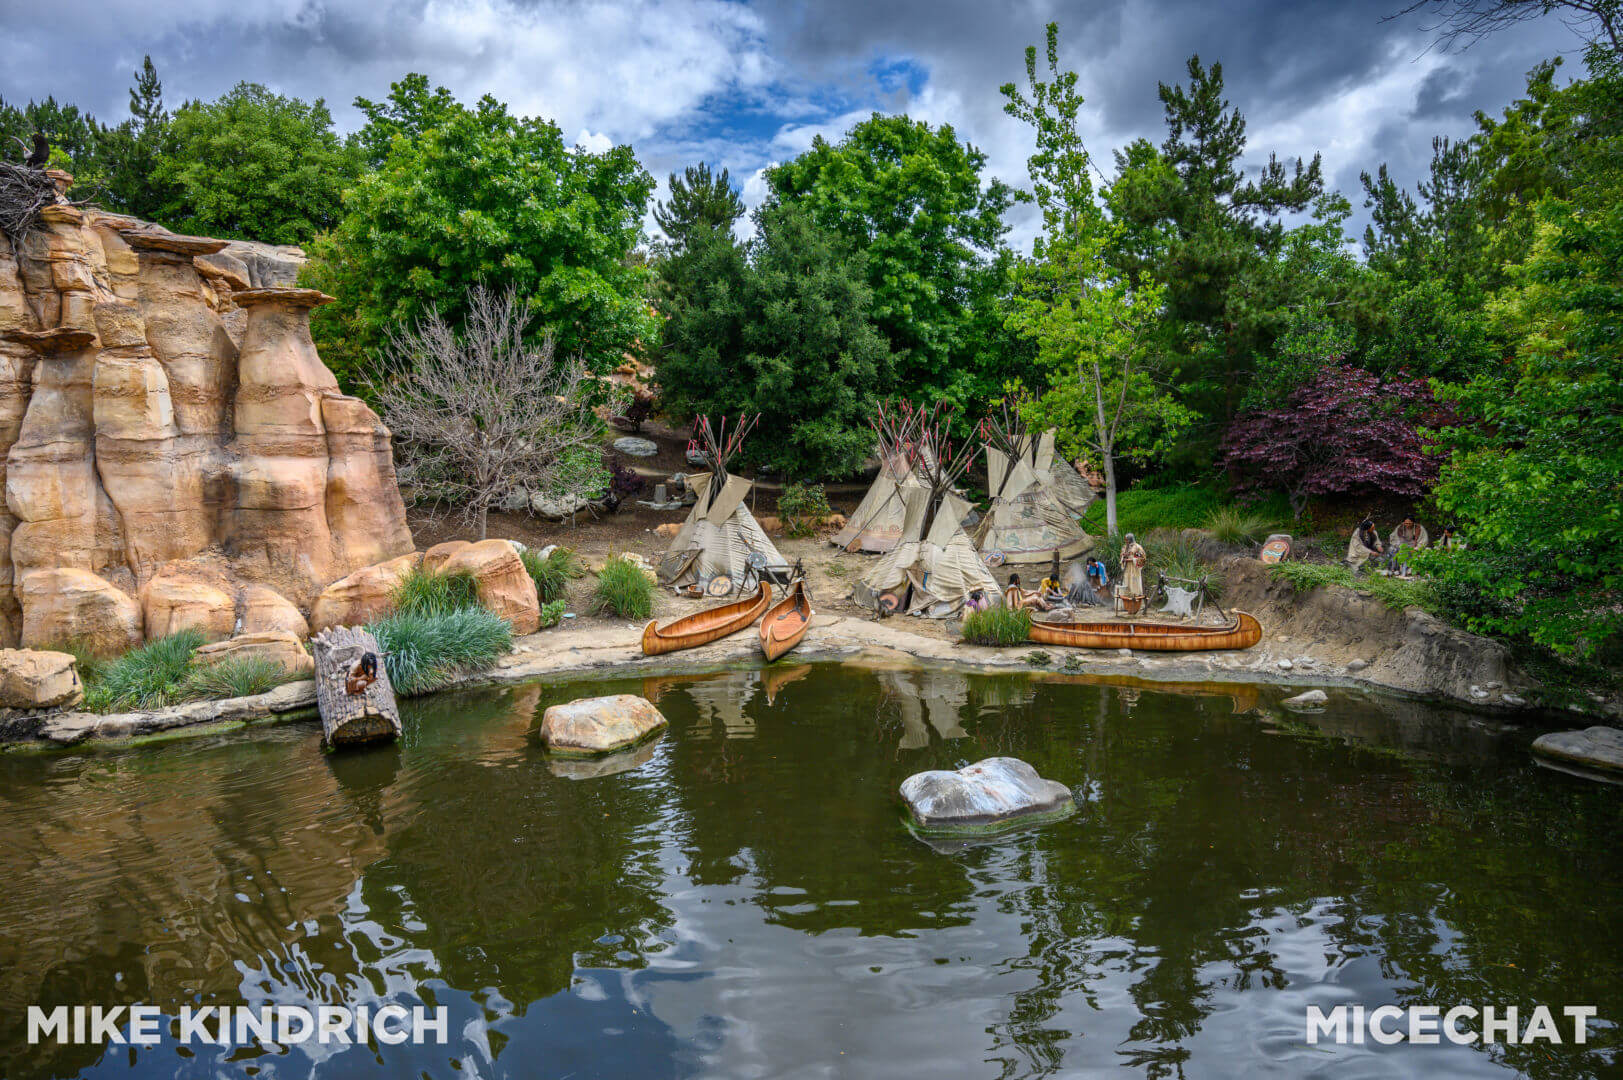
[
  {"left": 759, "top": 580, "right": 813, "bottom": 662},
  {"left": 311, "top": 626, "right": 402, "bottom": 746},
  {"left": 1028, "top": 610, "right": 1263, "bottom": 652},
  {"left": 641, "top": 582, "right": 771, "bottom": 656}
]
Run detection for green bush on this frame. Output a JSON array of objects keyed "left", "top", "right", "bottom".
[
  {"left": 960, "top": 605, "right": 1032, "bottom": 647},
  {"left": 82, "top": 630, "right": 206, "bottom": 712},
  {"left": 368, "top": 606, "right": 514, "bottom": 696},
  {"left": 1145, "top": 532, "right": 1210, "bottom": 583},
  {"left": 778, "top": 482, "right": 833, "bottom": 538},
  {"left": 521, "top": 546, "right": 583, "bottom": 604},
  {"left": 1082, "top": 484, "right": 1223, "bottom": 535},
  {"left": 181, "top": 656, "right": 300, "bottom": 701},
  {"left": 1205, "top": 505, "right": 1270, "bottom": 546},
  {"left": 393, "top": 566, "right": 481, "bottom": 618},
  {"left": 538, "top": 598, "right": 568, "bottom": 629},
  {"left": 592, "top": 556, "right": 654, "bottom": 620},
  {"left": 1268, "top": 561, "right": 1437, "bottom": 614}
]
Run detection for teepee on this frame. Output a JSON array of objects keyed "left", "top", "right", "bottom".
[
  {"left": 830, "top": 399, "right": 931, "bottom": 553},
  {"left": 974, "top": 403, "right": 1094, "bottom": 565},
  {"left": 657, "top": 415, "right": 785, "bottom": 596},
  {"left": 851, "top": 407, "right": 1001, "bottom": 618}
]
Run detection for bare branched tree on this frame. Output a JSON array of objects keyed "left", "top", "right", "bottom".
[
  {"left": 1389, "top": 0, "right": 1622, "bottom": 56},
  {"left": 370, "top": 284, "right": 625, "bottom": 540}
]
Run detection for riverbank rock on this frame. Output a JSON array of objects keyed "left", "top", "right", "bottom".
[
  {"left": 192, "top": 630, "right": 314, "bottom": 678},
  {"left": 0, "top": 648, "right": 81, "bottom": 708},
  {"left": 1281, "top": 689, "right": 1328, "bottom": 710},
  {"left": 239, "top": 584, "right": 308, "bottom": 638},
  {"left": 19, "top": 568, "right": 143, "bottom": 657},
  {"left": 540, "top": 693, "right": 667, "bottom": 756},
  {"left": 140, "top": 574, "right": 235, "bottom": 642},
  {"left": 1531, "top": 726, "right": 1623, "bottom": 777},
  {"left": 309, "top": 552, "right": 421, "bottom": 632},
  {"left": 900, "top": 757, "right": 1075, "bottom": 836},
  {"left": 441, "top": 539, "right": 540, "bottom": 634}
]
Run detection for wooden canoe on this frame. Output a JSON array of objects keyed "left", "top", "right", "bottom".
[
  {"left": 759, "top": 580, "right": 813, "bottom": 662},
  {"left": 641, "top": 581, "right": 771, "bottom": 656},
  {"left": 1028, "top": 610, "right": 1263, "bottom": 652}
]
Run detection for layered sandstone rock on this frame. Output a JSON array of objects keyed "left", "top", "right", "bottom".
[
  {"left": 193, "top": 630, "right": 315, "bottom": 679},
  {"left": 0, "top": 199, "right": 413, "bottom": 652},
  {"left": 0, "top": 648, "right": 82, "bottom": 709},
  {"left": 442, "top": 539, "right": 540, "bottom": 634},
  {"left": 309, "top": 551, "right": 421, "bottom": 633}
]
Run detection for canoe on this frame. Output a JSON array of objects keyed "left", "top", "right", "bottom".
[
  {"left": 1028, "top": 610, "right": 1263, "bottom": 652},
  {"left": 759, "top": 580, "right": 813, "bottom": 662},
  {"left": 641, "top": 581, "right": 771, "bottom": 656}
]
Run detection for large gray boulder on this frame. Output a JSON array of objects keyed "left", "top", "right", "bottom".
[
  {"left": 541, "top": 694, "right": 667, "bottom": 757},
  {"left": 1532, "top": 726, "right": 1623, "bottom": 778},
  {"left": 900, "top": 757, "right": 1075, "bottom": 837}
]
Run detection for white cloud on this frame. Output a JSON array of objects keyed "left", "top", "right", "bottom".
[{"left": 575, "top": 129, "right": 614, "bottom": 154}]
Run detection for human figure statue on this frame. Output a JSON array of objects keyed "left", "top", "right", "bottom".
[
  {"left": 1004, "top": 573, "right": 1050, "bottom": 612},
  {"left": 1346, "top": 516, "right": 1384, "bottom": 571},
  {"left": 1388, "top": 515, "right": 1429, "bottom": 577},
  {"left": 1119, "top": 534, "right": 1146, "bottom": 599},
  {"left": 1438, "top": 526, "right": 1465, "bottom": 551},
  {"left": 964, "top": 587, "right": 991, "bottom": 614}
]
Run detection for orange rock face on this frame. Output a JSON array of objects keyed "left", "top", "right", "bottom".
[
  {"left": 0, "top": 209, "right": 414, "bottom": 651},
  {"left": 441, "top": 539, "right": 540, "bottom": 634}
]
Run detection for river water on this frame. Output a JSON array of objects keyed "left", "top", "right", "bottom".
[{"left": 1, "top": 663, "right": 1619, "bottom": 1079}]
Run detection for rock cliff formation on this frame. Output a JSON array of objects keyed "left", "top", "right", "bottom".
[{"left": 0, "top": 179, "right": 413, "bottom": 653}]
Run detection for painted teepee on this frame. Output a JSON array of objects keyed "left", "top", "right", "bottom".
[
  {"left": 851, "top": 406, "right": 1001, "bottom": 618},
  {"left": 657, "top": 415, "right": 784, "bottom": 595},
  {"left": 974, "top": 403, "right": 1095, "bottom": 565},
  {"left": 830, "top": 399, "right": 932, "bottom": 553}
]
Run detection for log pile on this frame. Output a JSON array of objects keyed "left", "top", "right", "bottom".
[{"left": 311, "top": 626, "right": 400, "bottom": 746}]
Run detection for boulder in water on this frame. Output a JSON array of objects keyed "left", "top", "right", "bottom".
[
  {"left": 1281, "top": 689, "right": 1328, "bottom": 710},
  {"left": 541, "top": 694, "right": 667, "bottom": 757},
  {"left": 1532, "top": 726, "right": 1623, "bottom": 778},
  {"left": 900, "top": 757, "right": 1074, "bottom": 837}
]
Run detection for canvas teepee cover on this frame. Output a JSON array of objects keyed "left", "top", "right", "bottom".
[
  {"left": 852, "top": 488, "right": 1001, "bottom": 618},
  {"left": 659, "top": 470, "right": 784, "bottom": 593},
  {"left": 830, "top": 447, "right": 925, "bottom": 553},
  {"left": 975, "top": 428, "right": 1093, "bottom": 564}
]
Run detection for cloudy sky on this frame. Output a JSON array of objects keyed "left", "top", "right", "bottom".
[{"left": 0, "top": 0, "right": 1585, "bottom": 246}]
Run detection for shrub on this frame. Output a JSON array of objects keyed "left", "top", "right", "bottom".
[
  {"left": 521, "top": 546, "right": 583, "bottom": 604},
  {"left": 393, "top": 566, "right": 482, "bottom": 617},
  {"left": 778, "top": 482, "right": 833, "bottom": 538},
  {"left": 368, "top": 606, "right": 513, "bottom": 696},
  {"left": 961, "top": 606, "right": 1032, "bottom": 647},
  {"left": 1268, "top": 561, "right": 1436, "bottom": 614},
  {"left": 605, "top": 457, "right": 647, "bottom": 502},
  {"left": 180, "top": 656, "right": 300, "bottom": 701},
  {"left": 82, "top": 630, "right": 206, "bottom": 712},
  {"left": 591, "top": 556, "right": 654, "bottom": 620},
  {"left": 538, "top": 598, "right": 567, "bottom": 629},
  {"left": 1205, "top": 505, "right": 1270, "bottom": 546}
]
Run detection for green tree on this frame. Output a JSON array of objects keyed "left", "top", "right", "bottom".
[
  {"left": 765, "top": 113, "right": 1017, "bottom": 410},
  {"left": 352, "top": 73, "right": 459, "bottom": 169},
  {"left": 653, "top": 163, "right": 744, "bottom": 252},
  {"left": 656, "top": 203, "right": 891, "bottom": 479},
  {"left": 1001, "top": 23, "right": 1193, "bottom": 537},
  {"left": 150, "top": 82, "right": 361, "bottom": 244},
  {"left": 0, "top": 94, "right": 108, "bottom": 188},
  {"left": 100, "top": 56, "right": 173, "bottom": 220},
  {"left": 305, "top": 80, "right": 655, "bottom": 387}
]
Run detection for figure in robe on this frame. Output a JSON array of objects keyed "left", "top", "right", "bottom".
[
  {"left": 1003, "top": 573, "right": 1050, "bottom": 612},
  {"left": 1346, "top": 517, "right": 1384, "bottom": 571},
  {"left": 1388, "top": 516, "right": 1429, "bottom": 576},
  {"left": 1119, "top": 534, "right": 1146, "bottom": 598}
]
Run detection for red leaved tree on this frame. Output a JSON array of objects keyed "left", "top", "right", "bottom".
[{"left": 1220, "top": 366, "right": 1453, "bottom": 520}]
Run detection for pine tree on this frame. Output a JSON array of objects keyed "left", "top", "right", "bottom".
[{"left": 653, "top": 163, "right": 745, "bottom": 252}]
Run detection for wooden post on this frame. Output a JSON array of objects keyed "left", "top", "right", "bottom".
[{"left": 311, "top": 626, "right": 401, "bottom": 747}]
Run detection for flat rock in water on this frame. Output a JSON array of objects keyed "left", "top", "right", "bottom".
[
  {"left": 1532, "top": 726, "right": 1623, "bottom": 777},
  {"left": 1281, "top": 689, "right": 1328, "bottom": 710},
  {"left": 541, "top": 694, "right": 667, "bottom": 757},
  {"left": 613, "top": 436, "right": 659, "bottom": 458},
  {"left": 900, "top": 757, "right": 1074, "bottom": 837}
]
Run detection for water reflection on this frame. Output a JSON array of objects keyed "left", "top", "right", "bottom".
[{"left": 0, "top": 665, "right": 1618, "bottom": 1079}]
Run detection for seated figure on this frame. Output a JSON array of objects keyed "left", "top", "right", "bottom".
[
  {"left": 1346, "top": 516, "right": 1384, "bottom": 571},
  {"left": 1388, "top": 516, "right": 1429, "bottom": 576},
  {"left": 1003, "top": 573, "right": 1051, "bottom": 612}
]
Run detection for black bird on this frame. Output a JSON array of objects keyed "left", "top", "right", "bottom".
[{"left": 25, "top": 132, "right": 48, "bottom": 168}]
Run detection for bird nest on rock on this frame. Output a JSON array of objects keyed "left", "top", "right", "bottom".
[{"left": 0, "top": 161, "right": 60, "bottom": 245}]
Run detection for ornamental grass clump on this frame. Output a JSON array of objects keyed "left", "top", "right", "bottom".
[
  {"left": 1205, "top": 505, "right": 1270, "bottom": 546},
  {"left": 368, "top": 606, "right": 513, "bottom": 696},
  {"left": 81, "top": 630, "right": 206, "bottom": 712},
  {"left": 181, "top": 656, "right": 301, "bottom": 701},
  {"left": 521, "top": 546, "right": 583, "bottom": 603},
  {"left": 393, "top": 566, "right": 481, "bottom": 617},
  {"left": 960, "top": 606, "right": 1032, "bottom": 647},
  {"left": 591, "top": 556, "right": 654, "bottom": 620}
]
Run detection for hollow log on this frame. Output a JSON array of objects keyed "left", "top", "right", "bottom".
[{"left": 311, "top": 625, "right": 400, "bottom": 746}]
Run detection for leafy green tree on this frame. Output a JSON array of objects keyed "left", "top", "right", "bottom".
[
  {"left": 0, "top": 94, "right": 108, "bottom": 188},
  {"left": 653, "top": 162, "right": 744, "bottom": 252},
  {"left": 656, "top": 203, "right": 891, "bottom": 479},
  {"left": 100, "top": 56, "right": 173, "bottom": 220},
  {"left": 305, "top": 80, "right": 655, "bottom": 387},
  {"left": 352, "top": 73, "right": 459, "bottom": 169},
  {"left": 1001, "top": 23, "right": 1193, "bottom": 536},
  {"left": 765, "top": 113, "right": 1017, "bottom": 410},
  {"left": 150, "top": 82, "right": 360, "bottom": 244},
  {"left": 1107, "top": 56, "right": 1324, "bottom": 438}
]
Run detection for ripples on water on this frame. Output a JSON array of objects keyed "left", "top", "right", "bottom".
[{"left": 0, "top": 663, "right": 1619, "bottom": 1079}]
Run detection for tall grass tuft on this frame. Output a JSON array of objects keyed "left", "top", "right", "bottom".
[
  {"left": 181, "top": 656, "right": 299, "bottom": 701},
  {"left": 1269, "top": 561, "right": 1437, "bottom": 614},
  {"left": 82, "top": 629, "right": 206, "bottom": 712},
  {"left": 393, "top": 566, "right": 482, "bottom": 617},
  {"left": 591, "top": 555, "right": 654, "bottom": 620},
  {"left": 960, "top": 606, "right": 1032, "bottom": 646},
  {"left": 369, "top": 606, "right": 514, "bottom": 696},
  {"left": 1205, "top": 505, "right": 1270, "bottom": 546},
  {"left": 521, "top": 545, "right": 582, "bottom": 603}
]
